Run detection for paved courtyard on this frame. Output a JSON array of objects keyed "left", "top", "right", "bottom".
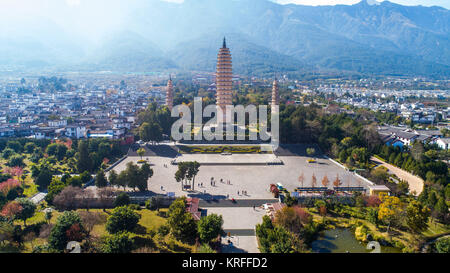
[
  {"left": 112, "top": 153, "right": 369, "bottom": 200},
  {"left": 206, "top": 207, "right": 265, "bottom": 253},
  {"left": 205, "top": 207, "right": 265, "bottom": 230}
]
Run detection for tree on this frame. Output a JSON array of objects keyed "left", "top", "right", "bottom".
[
  {"left": 140, "top": 122, "right": 163, "bottom": 144},
  {"left": 137, "top": 148, "right": 146, "bottom": 160},
  {"left": 274, "top": 206, "right": 311, "bottom": 235},
  {"left": 116, "top": 171, "right": 128, "bottom": 190},
  {"left": 49, "top": 211, "right": 85, "bottom": 251},
  {"left": 333, "top": 174, "right": 342, "bottom": 188},
  {"left": 1, "top": 201, "right": 23, "bottom": 220},
  {"left": 98, "top": 188, "right": 115, "bottom": 212},
  {"left": 79, "top": 171, "right": 92, "bottom": 185},
  {"left": 298, "top": 172, "right": 305, "bottom": 188},
  {"left": 434, "top": 197, "right": 449, "bottom": 222},
  {"left": 7, "top": 155, "right": 25, "bottom": 167},
  {"left": 370, "top": 167, "right": 389, "bottom": 184},
  {"left": 6, "top": 141, "right": 22, "bottom": 153},
  {"left": 186, "top": 161, "right": 200, "bottom": 191},
  {"left": 306, "top": 147, "right": 316, "bottom": 157},
  {"left": 114, "top": 192, "right": 130, "bottom": 207},
  {"left": 321, "top": 175, "right": 329, "bottom": 188},
  {"left": 311, "top": 173, "right": 317, "bottom": 188},
  {"left": 105, "top": 206, "right": 140, "bottom": 234},
  {"left": 197, "top": 214, "right": 223, "bottom": 243},
  {"left": 434, "top": 237, "right": 450, "bottom": 253},
  {"left": 53, "top": 186, "right": 83, "bottom": 211},
  {"left": 175, "top": 162, "right": 188, "bottom": 191},
  {"left": 24, "top": 142, "right": 37, "bottom": 154},
  {"left": 35, "top": 166, "right": 53, "bottom": 191},
  {"left": 378, "top": 194, "right": 403, "bottom": 232},
  {"left": 108, "top": 170, "right": 118, "bottom": 188},
  {"left": 1, "top": 148, "right": 15, "bottom": 159},
  {"left": 411, "top": 141, "right": 425, "bottom": 161},
  {"left": 101, "top": 232, "right": 134, "bottom": 253},
  {"left": 406, "top": 200, "right": 430, "bottom": 234},
  {"left": 45, "top": 177, "right": 67, "bottom": 204},
  {"left": 95, "top": 170, "right": 108, "bottom": 188},
  {"left": 15, "top": 198, "right": 36, "bottom": 226},
  {"left": 76, "top": 140, "right": 92, "bottom": 173},
  {"left": 137, "top": 163, "right": 153, "bottom": 192},
  {"left": 79, "top": 211, "right": 107, "bottom": 239},
  {"left": 167, "top": 198, "right": 197, "bottom": 242},
  {"left": 0, "top": 221, "right": 14, "bottom": 246}
]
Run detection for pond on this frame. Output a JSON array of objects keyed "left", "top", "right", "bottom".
[{"left": 311, "top": 228, "right": 402, "bottom": 253}]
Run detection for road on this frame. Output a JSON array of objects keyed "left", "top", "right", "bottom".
[{"left": 371, "top": 156, "right": 424, "bottom": 196}]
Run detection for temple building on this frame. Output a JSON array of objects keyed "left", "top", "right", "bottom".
[
  {"left": 216, "top": 37, "right": 233, "bottom": 122},
  {"left": 166, "top": 75, "right": 173, "bottom": 111}
]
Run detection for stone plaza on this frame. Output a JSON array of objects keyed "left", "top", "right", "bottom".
[{"left": 112, "top": 144, "right": 371, "bottom": 200}]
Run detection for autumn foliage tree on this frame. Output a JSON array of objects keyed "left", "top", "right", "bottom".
[
  {"left": 333, "top": 174, "right": 342, "bottom": 188},
  {"left": 311, "top": 173, "right": 317, "bottom": 188},
  {"left": 298, "top": 172, "right": 305, "bottom": 188},
  {"left": 1, "top": 201, "right": 23, "bottom": 220},
  {"left": 406, "top": 200, "right": 431, "bottom": 234},
  {"left": 321, "top": 175, "right": 329, "bottom": 188},
  {"left": 378, "top": 194, "right": 403, "bottom": 232}
]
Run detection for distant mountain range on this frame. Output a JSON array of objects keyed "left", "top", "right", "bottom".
[{"left": 1, "top": 0, "right": 449, "bottom": 78}]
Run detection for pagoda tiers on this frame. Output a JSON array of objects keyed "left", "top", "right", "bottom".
[
  {"left": 216, "top": 37, "right": 233, "bottom": 122},
  {"left": 166, "top": 75, "right": 174, "bottom": 111},
  {"left": 271, "top": 78, "right": 279, "bottom": 107}
]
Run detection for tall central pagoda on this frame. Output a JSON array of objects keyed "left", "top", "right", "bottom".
[{"left": 216, "top": 37, "right": 233, "bottom": 122}]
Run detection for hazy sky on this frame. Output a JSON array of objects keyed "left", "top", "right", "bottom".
[
  {"left": 162, "top": 0, "right": 450, "bottom": 9},
  {"left": 273, "top": 0, "right": 450, "bottom": 8}
]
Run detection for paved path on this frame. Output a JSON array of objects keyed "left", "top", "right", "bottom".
[
  {"left": 221, "top": 236, "right": 259, "bottom": 253},
  {"left": 205, "top": 207, "right": 265, "bottom": 253},
  {"left": 371, "top": 156, "right": 424, "bottom": 195}
]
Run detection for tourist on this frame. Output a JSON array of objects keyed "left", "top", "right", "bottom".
[{"left": 237, "top": 191, "right": 240, "bottom": 195}]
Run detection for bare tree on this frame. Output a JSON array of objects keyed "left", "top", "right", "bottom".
[
  {"left": 79, "top": 211, "right": 107, "bottom": 239},
  {"left": 311, "top": 173, "right": 317, "bottom": 188},
  {"left": 98, "top": 188, "right": 116, "bottom": 212},
  {"left": 53, "top": 186, "right": 83, "bottom": 211},
  {"left": 80, "top": 188, "right": 95, "bottom": 211},
  {"left": 298, "top": 172, "right": 305, "bottom": 188}
]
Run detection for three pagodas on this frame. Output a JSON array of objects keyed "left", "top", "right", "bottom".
[{"left": 166, "top": 37, "right": 279, "bottom": 121}]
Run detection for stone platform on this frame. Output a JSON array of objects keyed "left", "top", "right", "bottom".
[{"left": 172, "top": 153, "right": 283, "bottom": 165}]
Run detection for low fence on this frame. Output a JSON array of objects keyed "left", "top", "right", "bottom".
[
  {"left": 53, "top": 195, "right": 176, "bottom": 210},
  {"left": 326, "top": 156, "right": 349, "bottom": 171},
  {"left": 354, "top": 172, "right": 375, "bottom": 186},
  {"left": 326, "top": 156, "right": 376, "bottom": 187},
  {"left": 294, "top": 195, "right": 356, "bottom": 206}
]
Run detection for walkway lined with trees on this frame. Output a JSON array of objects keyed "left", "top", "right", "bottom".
[{"left": 371, "top": 156, "right": 424, "bottom": 195}]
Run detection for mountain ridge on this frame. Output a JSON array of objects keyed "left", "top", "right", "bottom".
[{"left": 0, "top": 0, "right": 449, "bottom": 78}]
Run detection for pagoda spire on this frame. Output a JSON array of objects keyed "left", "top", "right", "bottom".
[
  {"left": 166, "top": 76, "right": 174, "bottom": 111},
  {"left": 271, "top": 77, "right": 279, "bottom": 106},
  {"left": 222, "top": 37, "right": 227, "bottom": 48}
]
